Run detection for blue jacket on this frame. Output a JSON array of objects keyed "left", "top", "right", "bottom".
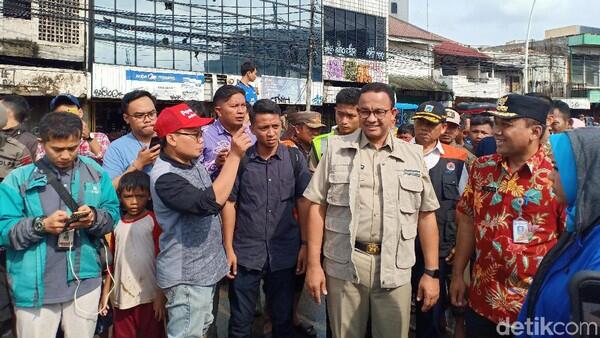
[{"left": 0, "top": 156, "right": 119, "bottom": 307}]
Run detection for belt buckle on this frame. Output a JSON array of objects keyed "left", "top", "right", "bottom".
[{"left": 366, "top": 243, "right": 380, "bottom": 255}]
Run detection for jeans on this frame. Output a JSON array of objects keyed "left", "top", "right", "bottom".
[
  {"left": 164, "top": 284, "right": 215, "bottom": 338},
  {"left": 228, "top": 264, "right": 295, "bottom": 338}
]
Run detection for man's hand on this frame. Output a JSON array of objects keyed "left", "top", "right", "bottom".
[
  {"left": 133, "top": 145, "right": 160, "bottom": 170},
  {"left": 226, "top": 249, "right": 238, "bottom": 279},
  {"left": 216, "top": 149, "right": 229, "bottom": 168},
  {"left": 417, "top": 274, "right": 440, "bottom": 312},
  {"left": 296, "top": 245, "right": 307, "bottom": 275},
  {"left": 152, "top": 294, "right": 166, "bottom": 321},
  {"left": 68, "top": 205, "right": 96, "bottom": 230},
  {"left": 450, "top": 273, "right": 467, "bottom": 307},
  {"left": 305, "top": 264, "right": 327, "bottom": 304},
  {"left": 42, "top": 210, "right": 70, "bottom": 235},
  {"left": 229, "top": 128, "right": 252, "bottom": 158},
  {"left": 445, "top": 247, "right": 456, "bottom": 264}
]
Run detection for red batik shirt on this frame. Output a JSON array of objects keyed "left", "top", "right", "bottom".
[{"left": 457, "top": 147, "right": 565, "bottom": 324}]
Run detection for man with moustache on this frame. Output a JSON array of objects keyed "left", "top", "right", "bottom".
[
  {"left": 304, "top": 83, "right": 441, "bottom": 338},
  {"left": 202, "top": 85, "right": 257, "bottom": 180}
]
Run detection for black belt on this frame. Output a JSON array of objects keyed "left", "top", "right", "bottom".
[{"left": 355, "top": 241, "right": 381, "bottom": 255}]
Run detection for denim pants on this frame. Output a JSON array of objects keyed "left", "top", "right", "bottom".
[
  {"left": 164, "top": 284, "right": 215, "bottom": 338},
  {"left": 228, "top": 264, "right": 295, "bottom": 338}
]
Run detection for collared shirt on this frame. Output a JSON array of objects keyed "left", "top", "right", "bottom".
[
  {"left": 0, "top": 136, "right": 31, "bottom": 181},
  {"left": 416, "top": 140, "right": 468, "bottom": 194},
  {"left": 0, "top": 126, "right": 38, "bottom": 159},
  {"left": 457, "top": 147, "right": 565, "bottom": 324},
  {"left": 201, "top": 119, "right": 256, "bottom": 180},
  {"left": 355, "top": 132, "right": 393, "bottom": 243},
  {"left": 36, "top": 132, "right": 111, "bottom": 163},
  {"left": 229, "top": 144, "right": 311, "bottom": 272},
  {"left": 103, "top": 133, "right": 153, "bottom": 179}
]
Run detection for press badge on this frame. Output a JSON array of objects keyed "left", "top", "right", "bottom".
[
  {"left": 512, "top": 217, "right": 530, "bottom": 244},
  {"left": 57, "top": 230, "right": 75, "bottom": 250}
]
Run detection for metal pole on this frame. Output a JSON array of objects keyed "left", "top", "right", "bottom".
[
  {"left": 305, "top": 0, "right": 315, "bottom": 111},
  {"left": 524, "top": 0, "right": 537, "bottom": 93}
]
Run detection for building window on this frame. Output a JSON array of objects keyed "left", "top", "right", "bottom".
[
  {"left": 93, "top": 0, "right": 322, "bottom": 80},
  {"left": 323, "top": 6, "right": 385, "bottom": 61},
  {"left": 38, "top": 0, "right": 80, "bottom": 44},
  {"left": 3, "top": 0, "right": 31, "bottom": 19},
  {"left": 391, "top": 2, "right": 398, "bottom": 14}
]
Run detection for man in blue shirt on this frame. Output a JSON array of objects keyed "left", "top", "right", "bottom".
[
  {"left": 103, "top": 90, "right": 160, "bottom": 187},
  {"left": 237, "top": 61, "right": 259, "bottom": 105},
  {"left": 222, "top": 99, "right": 312, "bottom": 338}
]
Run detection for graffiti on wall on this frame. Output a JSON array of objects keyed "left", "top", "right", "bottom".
[{"left": 324, "top": 56, "right": 385, "bottom": 83}]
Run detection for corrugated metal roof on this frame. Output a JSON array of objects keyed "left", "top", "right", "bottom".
[
  {"left": 388, "top": 16, "right": 446, "bottom": 42},
  {"left": 433, "top": 41, "right": 490, "bottom": 59}
]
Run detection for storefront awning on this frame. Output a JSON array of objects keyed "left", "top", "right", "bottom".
[{"left": 389, "top": 76, "right": 451, "bottom": 93}]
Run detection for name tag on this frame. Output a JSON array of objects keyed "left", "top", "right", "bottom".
[
  {"left": 512, "top": 218, "right": 530, "bottom": 244},
  {"left": 482, "top": 185, "right": 497, "bottom": 193},
  {"left": 403, "top": 169, "right": 421, "bottom": 177},
  {"left": 57, "top": 230, "right": 75, "bottom": 250}
]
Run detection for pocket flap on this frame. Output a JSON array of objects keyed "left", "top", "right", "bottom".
[
  {"left": 399, "top": 175, "right": 423, "bottom": 192},
  {"left": 329, "top": 170, "right": 351, "bottom": 184}
]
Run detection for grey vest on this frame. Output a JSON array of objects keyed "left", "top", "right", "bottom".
[{"left": 150, "top": 157, "right": 228, "bottom": 289}]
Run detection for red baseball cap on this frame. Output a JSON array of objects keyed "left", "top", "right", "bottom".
[{"left": 154, "top": 103, "right": 213, "bottom": 138}]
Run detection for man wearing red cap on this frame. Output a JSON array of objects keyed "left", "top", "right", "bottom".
[{"left": 149, "top": 103, "right": 252, "bottom": 338}]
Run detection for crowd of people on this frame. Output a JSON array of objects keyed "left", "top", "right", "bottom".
[{"left": 0, "top": 60, "right": 599, "bottom": 338}]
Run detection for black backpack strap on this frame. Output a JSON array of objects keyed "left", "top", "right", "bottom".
[{"left": 35, "top": 160, "right": 80, "bottom": 213}]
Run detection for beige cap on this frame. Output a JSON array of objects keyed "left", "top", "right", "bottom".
[
  {"left": 287, "top": 111, "right": 326, "bottom": 129},
  {"left": 445, "top": 108, "right": 461, "bottom": 126}
]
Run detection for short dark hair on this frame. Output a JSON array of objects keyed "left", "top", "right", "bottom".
[
  {"left": 117, "top": 170, "right": 151, "bottom": 196},
  {"left": 470, "top": 115, "right": 494, "bottom": 129},
  {"left": 360, "top": 83, "right": 395, "bottom": 108},
  {"left": 213, "top": 85, "right": 245, "bottom": 105},
  {"left": 524, "top": 118, "right": 546, "bottom": 139},
  {"left": 251, "top": 99, "right": 281, "bottom": 123},
  {"left": 120, "top": 90, "right": 156, "bottom": 115},
  {"left": 185, "top": 100, "right": 212, "bottom": 118},
  {"left": 38, "top": 112, "right": 82, "bottom": 142},
  {"left": 397, "top": 124, "right": 415, "bottom": 137},
  {"left": 336, "top": 88, "right": 360, "bottom": 106},
  {"left": 552, "top": 100, "right": 570, "bottom": 120},
  {"left": 241, "top": 61, "right": 256, "bottom": 76},
  {"left": 0, "top": 95, "right": 31, "bottom": 123}
]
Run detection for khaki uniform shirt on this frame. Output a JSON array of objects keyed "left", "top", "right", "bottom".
[{"left": 304, "top": 130, "right": 439, "bottom": 288}]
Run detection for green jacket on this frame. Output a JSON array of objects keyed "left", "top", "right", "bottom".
[{"left": 0, "top": 156, "right": 119, "bottom": 307}]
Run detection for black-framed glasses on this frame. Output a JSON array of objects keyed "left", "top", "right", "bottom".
[
  {"left": 173, "top": 131, "right": 203, "bottom": 142},
  {"left": 358, "top": 108, "right": 391, "bottom": 120},
  {"left": 126, "top": 110, "right": 158, "bottom": 120}
]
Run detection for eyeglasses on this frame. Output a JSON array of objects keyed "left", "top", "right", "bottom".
[
  {"left": 358, "top": 108, "right": 391, "bottom": 120},
  {"left": 173, "top": 131, "right": 203, "bottom": 142},
  {"left": 126, "top": 110, "right": 158, "bottom": 120}
]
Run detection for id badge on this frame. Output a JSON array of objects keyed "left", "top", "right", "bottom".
[
  {"left": 57, "top": 230, "right": 75, "bottom": 250},
  {"left": 512, "top": 218, "right": 530, "bottom": 244}
]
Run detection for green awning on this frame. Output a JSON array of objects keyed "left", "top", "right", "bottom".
[{"left": 389, "top": 76, "right": 451, "bottom": 92}]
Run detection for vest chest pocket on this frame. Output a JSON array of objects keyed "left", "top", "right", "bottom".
[
  {"left": 398, "top": 175, "right": 423, "bottom": 214},
  {"left": 442, "top": 173, "right": 460, "bottom": 201},
  {"left": 327, "top": 170, "right": 351, "bottom": 206}
]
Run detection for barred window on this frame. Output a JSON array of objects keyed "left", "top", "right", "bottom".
[
  {"left": 3, "top": 0, "right": 32, "bottom": 19},
  {"left": 38, "top": 0, "right": 81, "bottom": 44}
]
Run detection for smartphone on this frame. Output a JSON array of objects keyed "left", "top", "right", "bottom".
[
  {"left": 569, "top": 271, "right": 600, "bottom": 338},
  {"left": 63, "top": 211, "right": 90, "bottom": 232},
  {"left": 149, "top": 136, "right": 161, "bottom": 149}
]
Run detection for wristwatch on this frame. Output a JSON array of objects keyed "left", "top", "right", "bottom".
[
  {"left": 33, "top": 216, "right": 47, "bottom": 234},
  {"left": 424, "top": 268, "right": 440, "bottom": 279}
]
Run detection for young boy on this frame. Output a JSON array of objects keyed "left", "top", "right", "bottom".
[{"left": 100, "top": 171, "right": 165, "bottom": 338}]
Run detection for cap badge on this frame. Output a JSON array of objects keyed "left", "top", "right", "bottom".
[
  {"left": 497, "top": 96, "right": 509, "bottom": 112},
  {"left": 424, "top": 105, "right": 434, "bottom": 113}
]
